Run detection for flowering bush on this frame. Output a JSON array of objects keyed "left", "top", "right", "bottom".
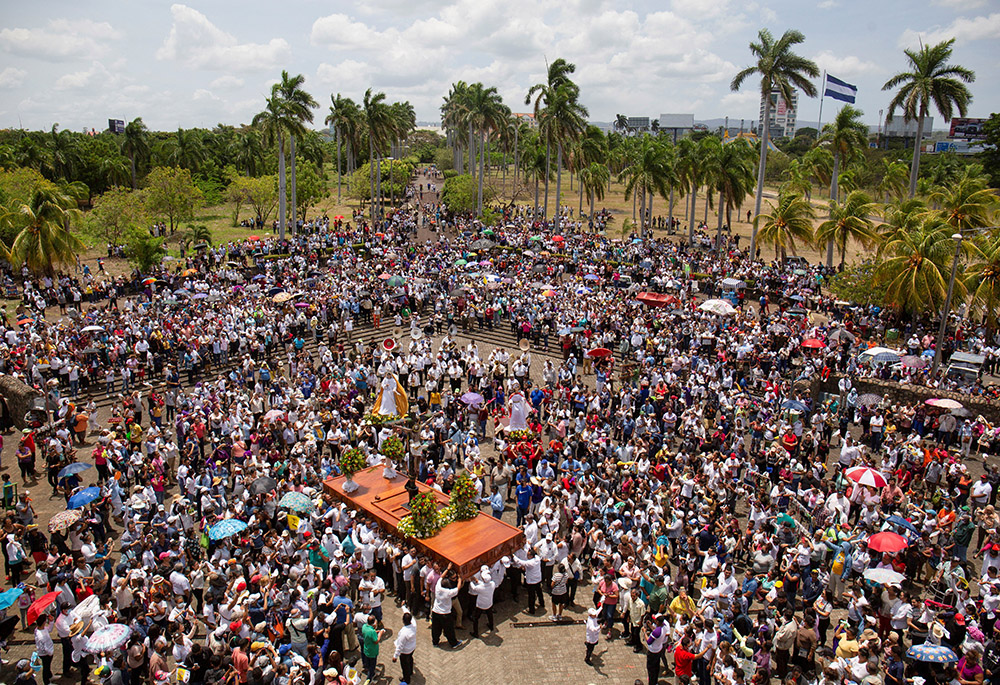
[
  {"left": 380, "top": 435, "right": 405, "bottom": 462},
  {"left": 449, "top": 474, "right": 479, "bottom": 520},
  {"left": 340, "top": 448, "right": 367, "bottom": 478},
  {"left": 397, "top": 491, "right": 442, "bottom": 538}
]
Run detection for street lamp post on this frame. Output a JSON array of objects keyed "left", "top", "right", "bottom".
[{"left": 931, "top": 232, "right": 964, "bottom": 377}]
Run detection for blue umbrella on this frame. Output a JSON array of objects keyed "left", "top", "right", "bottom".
[
  {"left": 781, "top": 399, "right": 809, "bottom": 413},
  {"left": 886, "top": 515, "right": 920, "bottom": 537},
  {"left": 58, "top": 463, "right": 93, "bottom": 480},
  {"left": 0, "top": 587, "right": 23, "bottom": 611},
  {"left": 906, "top": 643, "right": 958, "bottom": 663},
  {"left": 584, "top": 274, "right": 600, "bottom": 281},
  {"left": 251, "top": 275, "right": 266, "bottom": 281},
  {"left": 208, "top": 519, "right": 248, "bottom": 541},
  {"left": 67, "top": 487, "right": 102, "bottom": 509},
  {"left": 278, "top": 491, "right": 315, "bottom": 513}
]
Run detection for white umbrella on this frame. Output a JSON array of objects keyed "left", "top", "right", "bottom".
[
  {"left": 859, "top": 347, "right": 901, "bottom": 364},
  {"left": 845, "top": 466, "right": 888, "bottom": 488},
  {"left": 863, "top": 568, "right": 905, "bottom": 585},
  {"left": 81, "top": 325, "right": 104, "bottom": 333},
  {"left": 698, "top": 299, "right": 737, "bottom": 316}
]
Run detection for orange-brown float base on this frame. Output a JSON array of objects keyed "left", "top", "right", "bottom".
[{"left": 324, "top": 466, "right": 526, "bottom": 579}]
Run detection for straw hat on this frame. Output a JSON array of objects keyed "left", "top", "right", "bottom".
[{"left": 68, "top": 618, "right": 90, "bottom": 637}]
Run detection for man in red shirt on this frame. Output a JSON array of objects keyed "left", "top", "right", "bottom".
[{"left": 673, "top": 635, "right": 711, "bottom": 685}]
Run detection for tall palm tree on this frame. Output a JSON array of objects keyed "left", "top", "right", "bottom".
[
  {"left": 47, "top": 125, "right": 79, "bottom": 181},
  {"left": 540, "top": 83, "right": 588, "bottom": 233},
  {"left": 362, "top": 88, "right": 393, "bottom": 223},
  {"left": 619, "top": 136, "right": 674, "bottom": 237},
  {"left": 441, "top": 81, "right": 471, "bottom": 174},
  {"left": 674, "top": 137, "right": 699, "bottom": 243},
  {"left": 161, "top": 128, "right": 208, "bottom": 172},
  {"left": 713, "top": 138, "right": 756, "bottom": 242},
  {"left": 731, "top": 28, "right": 819, "bottom": 258},
  {"left": 818, "top": 104, "right": 869, "bottom": 265},
  {"left": 0, "top": 186, "right": 83, "bottom": 275},
  {"left": 965, "top": 231, "right": 1000, "bottom": 331},
  {"left": 579, "top": 162, "right": 611, "bottom": 227},
  {"left": 882, "top": 39, "right": 975, "bottom": 198},
  {"left": 326, "top": 94, "right": 356, "bottom": 203},
  {"left": 520, "top": 134, "right": 550, "bottom": 216},
  {"left": 753, "top": 192, "right": 816, "bottom": 260},
  {"left": 462, "top": 84, "right": 505, "bottom": 217},
  {"left": 926, "top": 166, "right": 999, "bottom": 232},
  {"left": 100, "top": 155, "right": 131, "bottom": 189},
  {"left": 876, "top": 215, "right": 966, "bottom": 316},
  {"left": 876, "top": 197, "right": 929, "bottom": 255},
  {"left": 816, "top": 190, "right": 878, "bottom": 268},
  {"left": 277, "top": 71, "right": 317, "bottom": 230},
  {"left": 697, "top": 136, "right": 723, "bottom": 227},
  {"left": 526, "top": 58, "right": 579, "bottom": 221},
  {"left": 252, "top": 87, "right": 305, "bottom": 240},
  {"left": 800, "top": 146, "right": 833, "bottom": 200},
  {"left": 122, "top": 118, "right": 150, "bottom": 189}
]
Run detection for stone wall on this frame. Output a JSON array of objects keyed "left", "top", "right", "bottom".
[
  {"left": 0, "top": 374, "right": 42, "bottom": 430},
  {"left": 816, "top": 375, "right": 1000, "bottom": 423}
]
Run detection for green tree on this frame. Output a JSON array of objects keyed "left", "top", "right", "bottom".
[
  {"left": 619, "top": 136, "right": 674, "bottom": 237},
  {"left": 965, "top": 230, "right": 1000, "bottom": 331},
  {"left": 124, "top": 228, "right": 166, "bottom": 273},
  {"left": 816, "top": 190, "right": 878, "bottom": 268},
  {"left": 713, "top": 138, "right": 757, "bottom": 238},
  {"left": 875, "top": 215, "right": 965, "bottom": 316},
  {"left": 526, "top": 58, "right": 580, "bottom": 220},
  {"left": 228, "top": 174, "right": 279, "bottom": 226},
  {"left": 753, "top": 192, "right": 816, "bottom": 260},
  {"left": 277, "top": 71, "right": 317, "bottom": 229},
  {"left": 818, "top": 104, "right": 869, "bottom": 265},
  {"left": 144, "top": 166, "right": 203, "bottom": 234},
  {"left": 926, "top": 165, "right": 999, "bottom": 232},
  {"left": 122, "top": 118, "right": 151, "bottom": 189},
  {"left": 230, "top": 130, "right": 264, "bottom": 177},
  {"left": 362, "top": 88, "right": 394, "bottom": 222},
  {"left": 253, "top": 87, "right": 305, "bottom": 240},
  {"left": 440, "top": 174, "right": 484, "bottom": 214},
  {"left": 731, "top": 28, "right": 820, "bottom": 258},
  {"left": 326, "top": 93, "right": 358, "bottom": 203},
  {"left": 981, "top": 113, "right": 1000, "bottom": 188},
  {"left": 876, "top": 159, "right": 909, "bottom": 202},
  {"left": 0, "top": 186, "right": 84, "bottom": 275},
  {"left": 159, "top": 128, "right": 208, "bottom": 172},
  {"left": 87, "top": 186, "right": 146, "bottom": 246},
  {"left": 578, "top": 161, "right": 610, "bottom": 225},
  {"left": 882, "top": 38, "right": 976, "bottom": 198}
]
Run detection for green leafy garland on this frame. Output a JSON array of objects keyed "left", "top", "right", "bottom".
[{"left": 380, "top": 435, "right": 405, "bottom": 462}]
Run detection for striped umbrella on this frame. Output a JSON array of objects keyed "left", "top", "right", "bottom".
[{"left": 845, "top": 466, "right": 888, "bottom": 488}]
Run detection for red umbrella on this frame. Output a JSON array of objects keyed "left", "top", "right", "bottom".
[
  {"left": 868, "top": 531, "right": 908, "bottom": 554},
  {"left": 587, "top": 348, "right": 612, "bottom": 359},
  {"left": 552, "top": 235, "right": 565, "bottom": 242},
  {"left": 801, "top": 338, "right": 826, "bottom": 349},
  {"left": 636, "top": 292, "right": 678, "bottom": 308},
  {"left": 845, "top": 466, "right": 888, "bottom": 488},
  {"left": 26, "top": 591, "right": 62, "bottom": 626},
  {"left": 246, "top": 235, "right": 261, "bottom": 242}
]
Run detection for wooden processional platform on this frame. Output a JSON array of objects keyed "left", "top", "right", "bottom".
[{"left": 323, "top": 466, "right": 526, "bottom": 579}]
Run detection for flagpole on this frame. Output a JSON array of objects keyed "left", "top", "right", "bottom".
[{"left": 817, "top": 71, "right": 826, "bottom": 133}]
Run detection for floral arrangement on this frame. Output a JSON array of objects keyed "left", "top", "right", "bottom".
[
  {"left": 365, "top": 413, "right": 401, "bottom": 426},
  {"left": 380, "top": 435, "right": 405, "bottom": 462},
  {"left": 507, "top": 429, "right": 536, "bottom": 442},
  {"left": 448, "top": 474, "right": 479, "bottom": 520},
  {"left": 397, "top": 491, "right": 442, "bottom": 538},
  {"left": 340, "top": 448, "right": 367, "bottom": 478}
]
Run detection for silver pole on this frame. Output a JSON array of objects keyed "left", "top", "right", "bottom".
[{"left": 931, "top": 233, "right": 964, "bottom": 377}]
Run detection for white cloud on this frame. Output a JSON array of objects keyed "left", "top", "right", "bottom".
[
  {"left": 813, "top": 50, "right": 880, "bottom": 77},
  {"left": 817, "top": 0, "right": 838, "bottom": 8},
  {"left": 157, "top": 4, "right": 291, "bottom": 72},
  {"left": 0, "top": 19, "right": 119, "bottom": 61},
  {"left": 54, "top": 61, "right": 117, "bottom": 91},
  {"left": 0, "top": 67, "right": 26, "bottom": 88},
  {"left": 899, "top": 12, "right": 1000, "bottom": 47},
  {"left": 209, "top": 75, "right": 245, "bottom": 89},
  {"left": 932, "top": 0, "right": 984, "bottom": 7}
]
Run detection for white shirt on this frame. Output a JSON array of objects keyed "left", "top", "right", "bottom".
[
  {"left": 393, "top": 622, "right": 417, "bottom": 658},
  {"left": 432, "top": 578, "right": 459, "bottom": 615},
  {"left": 469, "top": 578, "right": 496, "bottom": 609},
  {"left": 516, "top": 556, "right": 543, "bottom": 584},
  {"left": 35, "top": 626, "right": 55, "bottom": 656},
  {"left": 359, "top": 576, "right": 385, "bottom": 608}
]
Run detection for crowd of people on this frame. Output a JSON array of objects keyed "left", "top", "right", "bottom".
[{"left": 0, "top": 170, "right": 997, "bottom": 685}]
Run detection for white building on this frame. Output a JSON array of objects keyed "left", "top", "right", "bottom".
[{"left": 759, "top": 88, "right": 798, "bottom": 138}]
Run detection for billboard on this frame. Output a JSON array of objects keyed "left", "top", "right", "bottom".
[
  {"left": 108, "top": 119, "right": 125, "bottom": 134},
  {"left": 948, "top": 117, "right": 987, "bottom": 140}
]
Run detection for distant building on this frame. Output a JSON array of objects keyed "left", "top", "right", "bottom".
[
  {"left": 759, "top": 88, "right": 798, "bottom": 138},
  {"left": 626, "top": 116, "right": 650, "bottom": 133},
  {"left": 657, "top": 114, "right": 695, "bottom": 139}
]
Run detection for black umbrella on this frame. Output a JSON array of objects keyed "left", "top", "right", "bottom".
[
  {"left": 249, "top": 476, "right": 278, "bottom": 496},
  {"left": 0, "top": 615, "right": 19, "bottom": 641}
]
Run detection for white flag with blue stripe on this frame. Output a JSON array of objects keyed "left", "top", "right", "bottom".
[{"left": 824, "top": 74, "right": 857, "bottom": 104}]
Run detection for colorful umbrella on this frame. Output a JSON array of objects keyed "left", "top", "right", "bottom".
[
  {"left": 278, "top": 491, "right": 315, "bottom": 513},
  {"left": 81, "top": 325, "right": 104, "bottom": 333},
  {"left": 845, "top": 466, "right": 888, "bottom": 489},
  {"left": 801, "top": 338, "right": 826, "bottom": 349},
  {"left": 868, "top": 531, "right": 908, "bottom": 553},
  {"left": 901, "top": 355, "right": 927, "bottom": 369},
  {"left": 26, "top": 590, "right": 62, "bottom": 625},
  {"left": 85, "top": 624, "right": 132, "bottom": 653},
  {"left": 273, "top": 292, "right": 293, "bottom": 304},
  {"left": 552, "top": 235, "right": 565, "bottom": 242},
  {"left": 48, "top": 509, "right": 83, "bottom": 533},
  {"left": 906, "top": 643, "right": 958, "bottom": 663},
  {"left": 698, "top": 299, "right": 736, "bottom": 316},
  {"left": 927, "top": 398, "right": 963, "bottom": 410},
  {"left": 0, "top": 587, "right": 24, "bottom": 611},
  {"left": 386, "top": 276, "right": 406, "bottom": 287},
  {"left": 263, "top": 409, "right": 285, "bottom": 423},
  {"left": 67, "top": 487, "right": 102, "bottom": 509},
  {"left": 58, "top": 463, "right": 93, "bottom": 479},
  {"left": 587, "top": 348, "right": 612, "bottom": 358},
  {"left": 142, "top": 277, "right": 157, "bottom": 285},
  {"left": 584, "top": 274, "right": 600, "bottom": 281},
  {"left": 208, "top": 518, "right": 248, "bottom": 541},
  {"left": 16, "top": 316, "right": 34, "bottom": 326}
]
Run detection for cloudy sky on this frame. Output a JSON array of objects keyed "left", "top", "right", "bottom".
[{"left": 1, "top": 0, "right": 997, "bottom": 133}]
